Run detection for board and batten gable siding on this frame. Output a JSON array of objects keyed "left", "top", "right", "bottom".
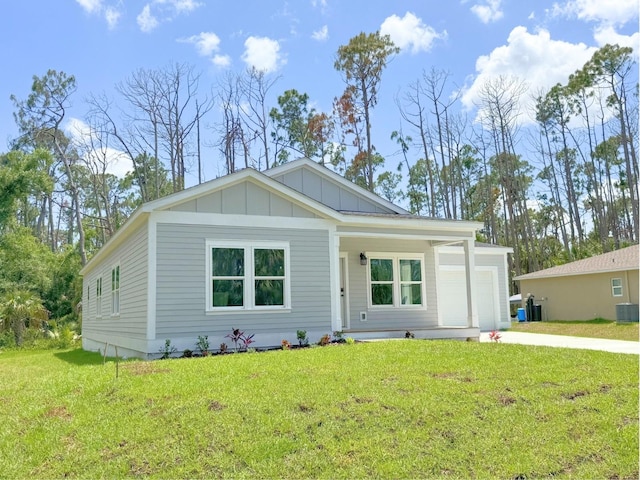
[
  {"left": 438, "top": 251, "right": 510, "bottom": 326},
  {"left": 339, "top": 237, "right": 438, "bottom": 329},
  {"left": 164, "top": 180, "right": 318, "bottom": 218},
  {"left": 82, "top": 223, "right": 149, "bottom": 339},
  {"left": 154, "top": 223, "right": 332, "bottom": 338},
  {"left": 271, "top": 168, "right": 395, "bottom": 214}
]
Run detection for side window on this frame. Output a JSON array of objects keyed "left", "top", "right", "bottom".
[
  {"left": 112, "top": 265, "right": 120, "bottom": 315},
  {"left": 611, "top": 278, "right": 623, "bottom": 297},
  {"left": 96, "top": 277, "right": 102, "bottom": 318}
]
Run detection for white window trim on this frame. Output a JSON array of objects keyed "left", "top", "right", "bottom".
[
  {"left": 96, "top": 276, "right": 103, "bottom": 319},
  {"left": 366, "top": 252, "right": 427, "bottom": 310},
  {"left": 205, "top": 240, "right": 291, "bottom": 313},
  {"left": 111, "top": 264, "right": 120, "bottom": 316},
  {"left": 611, "top": 278, "right": 623, "bottom": 297}
]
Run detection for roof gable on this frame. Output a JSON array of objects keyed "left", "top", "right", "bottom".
[
  {"left": 515, "top": 245, "right": 639, "bottom": 280},
  {"left": 265, "top": 158, "right": 409, "bottom": 215}
]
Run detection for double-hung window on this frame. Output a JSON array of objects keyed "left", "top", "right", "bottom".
[
  {"left": 611, "top": 278, "right": 623, "bottom": 297},
  {"left": 368, "top": 253, "right": 425, "bottom": 308},
  {"left": 96, "top": 277, "right": 102, "bottom": 318},
  {"left": 207, "top": 241, "right": 290, "bottom": 312},
  {"left": 111, "top": 265, "right": 120, "bottom": 315}
]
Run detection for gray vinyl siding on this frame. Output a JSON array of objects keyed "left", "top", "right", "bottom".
[
  {"left": 82, "top": 224, "right": 149, "bottom": 339},
  {"left": 340, "top": 237, "right": 438, "bottom": 330},
  {"left": 271, "top": 169, "right": 395, "bottom": 214},
  {"left": 439, "top": 251, "right": 509, "bottom": 324},
  {"left": 154, "top": 223, "right": 332, "bottom": 338},
  {"left": 166, "top": 180, "right": 318, "bottom": 218}
]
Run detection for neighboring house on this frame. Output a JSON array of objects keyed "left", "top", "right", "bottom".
[
  {"left": 514, "top": 245, "right": 639, "bottom": 321},
  {"left": 80, "top": 158, "right": 511, "bottom": 358}
]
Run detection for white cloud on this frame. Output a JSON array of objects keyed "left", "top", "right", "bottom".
[
  {"left": 312, "top": 25, "right": 329, "bottom": 41},
  {"left": 470, "top": 0, "right": 504, "bottom": 24},
  {"left": 551, "top": 0, "right": 638, "bottom": 26},
  {"left": 76, "top": 0, "right": 102, "bottom": 14},
  {"left": 66, "top": 118, "right": 133, "bottom": 179},
  {"left": 461, "top": 26, "right": 597, "bottom": 122},
  {"left": 212, "top": 54, "right": 232, "bottom": 68},
  {"left": 136, "top": 0, "right": 203, "bottom": 33},
  {"left": 104, "top": 6, "right": 121, "bottom": 29},
  {"left": 380, "top": 12, "right": 447, "bottom": 54},
  {"left": 593, "top": 25, "right": 640, "bottom": 53},
  {"left": 179, "top": 32, "right": 221, "bottom": 56},
  {"left": 167, "top": 0, "right": 203, "bottom": 13},
  {"left": 241, "top": 36, "right": 285, "bottom": 73},
  {"left": 137, "top": 4, "right": 159, "bottom": 33}
]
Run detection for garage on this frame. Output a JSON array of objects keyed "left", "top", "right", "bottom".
[{"left": 438, "top": 267, "right": 498, "bottom": 331}]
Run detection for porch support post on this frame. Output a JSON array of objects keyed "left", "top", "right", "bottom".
[
  {"left": 329, "top": 232, "right": 341, "bottom": 332},
  {"left": 463, "top": 239, "right": 479, "bottom": 328}
]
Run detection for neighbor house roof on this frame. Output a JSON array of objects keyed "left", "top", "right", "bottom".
[{"left": 514, "top": 245, "right": 639, "bottom": 281}]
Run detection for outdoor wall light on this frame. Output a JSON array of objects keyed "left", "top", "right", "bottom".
[{"left": 360, "top": 253, "right": 368, "bottom": 265}]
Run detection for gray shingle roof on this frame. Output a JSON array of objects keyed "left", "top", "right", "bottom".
[{"left": 514, "top": 245, "right": 639, "bottom": 280}]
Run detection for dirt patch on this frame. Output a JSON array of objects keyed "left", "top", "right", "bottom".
[
  {"left": 208, "top": 400, "right": 226, "bottom": 411},
  {"left": 298, "top": 403, "right": 313, "bottom": 412},
  {"left": 122, "top": 363, "right": 170, "bottom": 376},
  {"left": 44, "top": 406, "right": 72, "bottom": 420},
  {"left": 498, "top": 394, "right": 517, "bottom": 406},
  {"left": 562, "top": 391, "right": 589, "bottom": 400}
]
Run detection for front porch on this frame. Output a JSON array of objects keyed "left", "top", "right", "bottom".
[{"left": 343, "top": 326, "right": 481, "bottom": 341}]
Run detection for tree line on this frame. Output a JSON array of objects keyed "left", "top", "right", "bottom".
[{"left": 0, "top": 32, "right": 637, "bottom": 341}]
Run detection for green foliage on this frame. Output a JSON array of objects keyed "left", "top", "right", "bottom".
[
  {"left": 196, "top": 335, "right": 210, "bottom": 355},
  {"left": 158, "top": 339, "right": 177, "bottom": 359},
  {"left": 296, "top": 329, "right": 308, "bottom": 347},
  {"left": 0, "top": 289, "right": 49, "bottom": 346}
]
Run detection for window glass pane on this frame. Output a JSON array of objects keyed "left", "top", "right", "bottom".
[
  {"left": 212, "top": 248, "right": 244, "bottom": 276},
  {"left": 254, "top": 249, "right": 285, "bottom": 277},
  {"left": 213, "top": 280, "right": 244, "bottom": 306},
  {"left": 255, "top": 279, "right": 284, "bottom": 306},
  {"left": 612, "top": 278, "right": 622, "bottom": 287},
  {"left": 370, "top": 259, "right": 393, "bottom": 281},
  {"left": 401, "top": 284, "right": 422, "bottom": 305},
  {"left": 400, "top": 259, "right": 422, "bottom": 281},
  {"left": 372, "top": 284, "right": 393, "bottom": 305}
]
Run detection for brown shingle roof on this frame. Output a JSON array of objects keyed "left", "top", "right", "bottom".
[{"left": 514, "top": 245, "right": 639, "bottom": 280}]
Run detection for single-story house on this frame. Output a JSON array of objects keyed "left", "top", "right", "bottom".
[
  {"left": 514, "top": 245, "right": 639, "bottom": 321},
  {"left": 80, "top": 158, "right": 512, "bottom": 358}
]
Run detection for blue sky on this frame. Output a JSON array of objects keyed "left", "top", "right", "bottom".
[{"left": 1, "top": 0, "right": 638, "bottom": 185}]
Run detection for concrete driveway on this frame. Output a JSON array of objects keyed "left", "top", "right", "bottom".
[{"left": 479, "top": 331, "right": 639, "bottom": 355}]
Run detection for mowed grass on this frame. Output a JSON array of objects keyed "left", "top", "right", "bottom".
[
  {"left": 0, "top": 342, "right": 637, "bottom": 479},
  {"left": 508, "top": 318, "right": 639, "bottom": 342}
]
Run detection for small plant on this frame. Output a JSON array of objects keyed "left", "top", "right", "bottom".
[
  {"left": 159, "top": 339, "right": 177, "bottom": 359},
  {"left": 345, "top": 337, "right": 356, "bottom": 345},
  {"left": 246, "top": 347, "right": 257, "bottom": 353},
  {"left": 405, "top": 331, "right": 415, "bottom": 339},
  {"left": 296, "top": 330, "right": 309, "bottom": 347},
  {"left": 219, "top": 342, "right": 228, "bottom": 353},
  {"left": 196, "top": 335, "right": 210, "bottom": 356},
  {"left": 182, "top": 349, "right": 193, "bottom": 358},
  {"left": 489, "top": 330, "right": 502, "bottom": 343},
  {"left": 332, "top": 330, "right": 345, "bottom": 342},
  {"left": 240, "top": 333, "right": 255, "bottom": 351},
  {"left": 281, "top": 339, "right": 291, "bottom": 350},
  {"left": 225, "top": 328, "right": 244, "bottom": 352},
  {"left": 318, "top": 333, "right": 331, "bottom": 346}
]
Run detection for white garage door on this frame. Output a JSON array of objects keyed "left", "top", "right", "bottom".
[{"left": 438, "top": 268, "right": 497, "bottom": 331}]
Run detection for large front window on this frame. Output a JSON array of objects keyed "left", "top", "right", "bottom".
[
  {"left": 207, "top": 241, "right": 289, "bottom": 311},
  {"left": 368, "top": 254, "right": 425, "bottom": 308}
]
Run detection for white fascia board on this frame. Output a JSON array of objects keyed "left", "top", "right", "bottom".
[
  {"left": 437, "top": 245, "right": 514, "bottom": 255},
  {"left": 265, "top": 157, "right": 410, "bottom": 215},
  {"left": 79, "top": 210, "right": 149, "bottom": 276},
  {"left": 337, "top": 215, "right": 482, "bottom": 233},
  {"left": 151, "top": 210, "right": 336, "bottom": 230},
  {"left": 514, "top": 266, "right": 638, "bottom": 281}
]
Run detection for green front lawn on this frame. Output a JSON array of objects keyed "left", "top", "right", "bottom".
[
  {"left": 0, "top": 342, "right": 637, "bottom": 479},
  {"left": 508, "top": 318, "right": 639, "bottom": 342}
]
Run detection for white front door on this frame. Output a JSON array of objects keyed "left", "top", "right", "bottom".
[{"left": 339, "top": 254, "right": 349, "bottom": 329}]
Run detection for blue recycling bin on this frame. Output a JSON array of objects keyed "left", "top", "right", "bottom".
[{"left": 517, "top": 308, "right": 526, "bottom": 322}]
